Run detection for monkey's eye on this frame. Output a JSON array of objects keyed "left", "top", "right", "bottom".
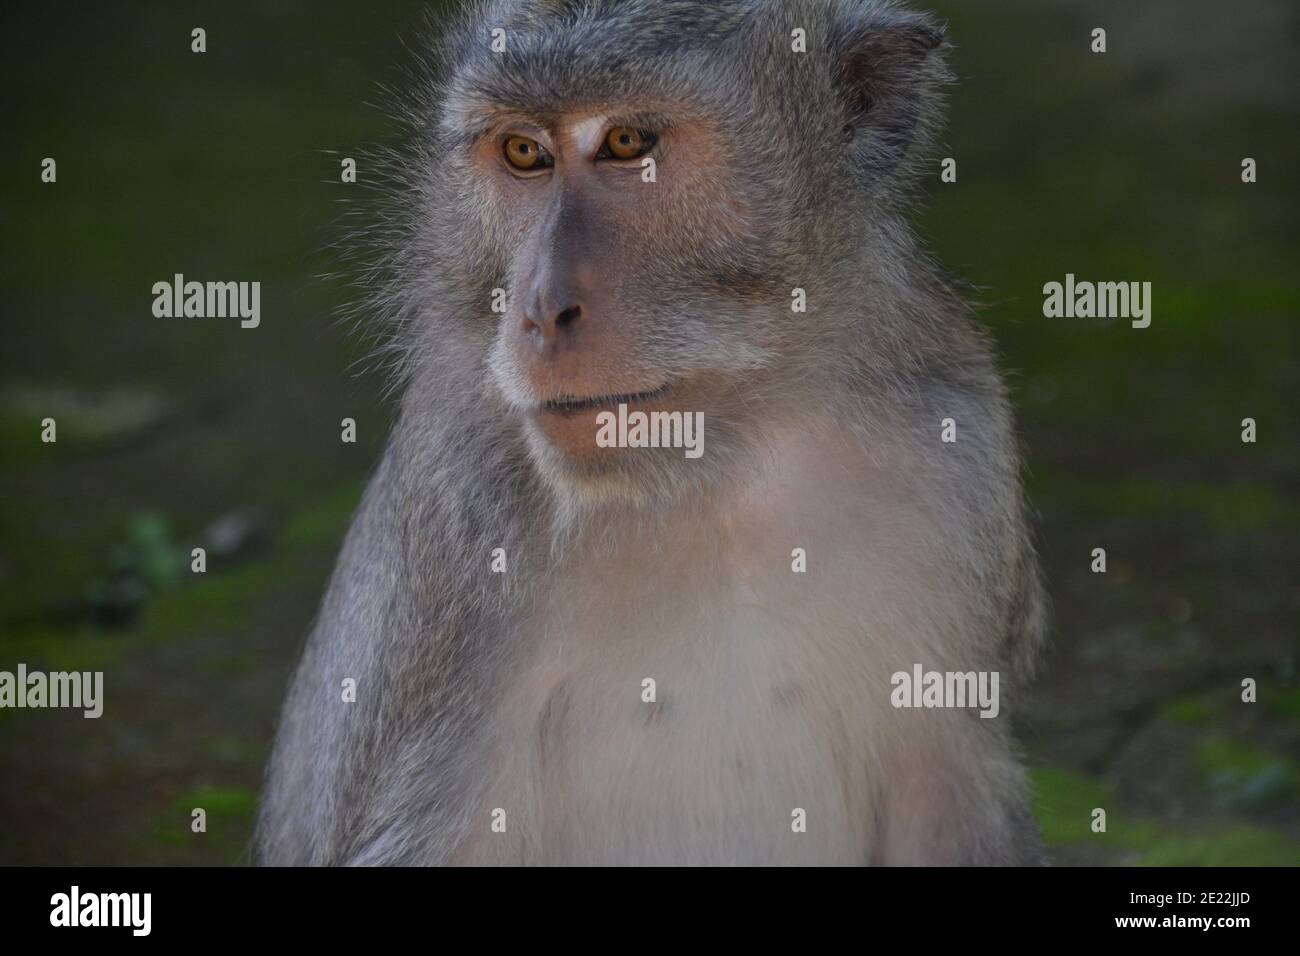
[
  {"left": 504, "top": 135, "right": 552, "bottom": 172},
  {"left": 599, "top": 127, "right": 657, "bottom": 161}
]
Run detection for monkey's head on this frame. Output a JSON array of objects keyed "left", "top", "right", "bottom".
[{"left": 394, "top": 0, "right": 949, "bottom": 508}]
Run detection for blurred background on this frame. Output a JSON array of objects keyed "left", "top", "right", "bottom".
[{"left": 0, "top": 0, "right": 1296, "bottom": 865}]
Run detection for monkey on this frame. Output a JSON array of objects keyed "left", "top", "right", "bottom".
[{"left": 256, "top": 0, "right": 1048, "bottom": 866}]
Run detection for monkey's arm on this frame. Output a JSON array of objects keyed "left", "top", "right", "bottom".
[
  {"left": 257, "top": 384, "right": 533, "bottom": 865},
  {"left": 870, "top": 378, "right": 1047, "bottom": 866},
  {"left": 255, "top": 457, "right": 410, "bottom": 865},
  {"left": 873, "top": 713, "right": 1043, "bottom": 865}
]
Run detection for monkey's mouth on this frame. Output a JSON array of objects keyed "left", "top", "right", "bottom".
[{"left": 537, "top": 382, "right": 673, "bottom": 415}]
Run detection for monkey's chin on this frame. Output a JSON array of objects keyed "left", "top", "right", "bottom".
[
  {"left": 528, "top": 406, "right": 627, "bottom": 462},
  {"left": 523, "top": 386, "right": 711, "bottom": 511}
]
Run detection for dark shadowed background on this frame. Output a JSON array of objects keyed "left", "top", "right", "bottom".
[{"left": 1, "top": 0, "right": 1296, "bottom": 865}]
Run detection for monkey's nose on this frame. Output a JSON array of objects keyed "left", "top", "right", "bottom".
[{"left": 522, "top": 303, "right": 583, "bottom": 349}]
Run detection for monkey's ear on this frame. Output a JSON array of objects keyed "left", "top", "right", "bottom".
[{"left": 829, "top": 9, "right": 948, "bottom": 179}]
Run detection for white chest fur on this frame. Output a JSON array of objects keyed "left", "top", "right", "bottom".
[{"left": 453, "top": 426, "right": 972, "bottom": 865}]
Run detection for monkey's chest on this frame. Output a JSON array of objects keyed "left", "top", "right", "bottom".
[
  {"left": 448, "top": 432, "right": 959, "bottom": 864},
  {"left": 455, "top": 569, "right": 903, "bottom": 865}
]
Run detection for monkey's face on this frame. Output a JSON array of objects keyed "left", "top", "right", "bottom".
[
  {"left": 423, "top": 0, "right": 944, "bottom": 506},
  {"left": 464, "top": 105, "right": 789, "bottom": 504}
]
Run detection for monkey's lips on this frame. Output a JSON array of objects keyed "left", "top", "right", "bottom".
[
  {"left": 537, "top": 382, "right": 674, "bottom": 416},
  {"left": 530, "top": 382, "right": 676, "bottom": 458}
]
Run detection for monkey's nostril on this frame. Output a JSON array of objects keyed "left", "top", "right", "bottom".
[{"left": 555, "top": 305, "right": 582, "bottom": 328}]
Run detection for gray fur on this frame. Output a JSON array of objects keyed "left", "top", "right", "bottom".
[{"left": 257, "top": 0, "right": 1048, "bottom": 866}]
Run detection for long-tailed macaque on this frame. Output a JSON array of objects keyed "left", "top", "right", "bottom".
[{"left": 257, "top": 0, "right": 1048, "bottom": 865}]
